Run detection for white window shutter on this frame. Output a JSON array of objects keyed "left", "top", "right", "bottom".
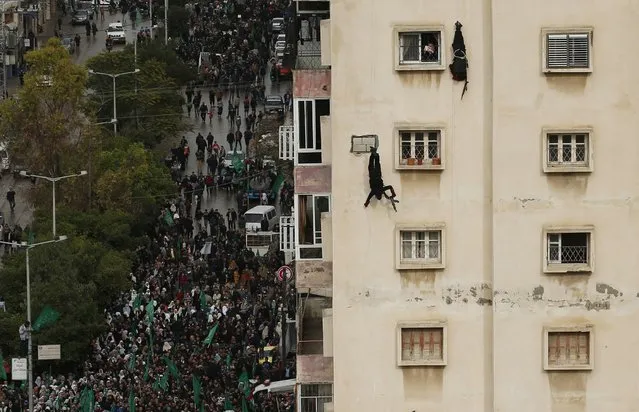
[
  {"left": 568, "top": 34, "right": 589, "bottom": 68},
  {"left": 547, "top": 34, "right": 569, "bottom": 68}
]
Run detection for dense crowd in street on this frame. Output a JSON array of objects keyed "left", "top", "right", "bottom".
[{"left": 0, "top": 0, "right": 297, "bottom": 410}]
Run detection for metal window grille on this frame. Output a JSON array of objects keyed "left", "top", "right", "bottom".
[
  {"left": 401, "top": 230, "right": 440, "bottom": 261},
  {"left": 547, "top": 233, "right": 589, "bottom": 264},
  {"left": 546, "top": 33, "right": 590, "bottom": 69},
  {"left": 547, "top": 133, "right": 587, "bottom": 165},
  {"left": 400, "top": 130, "right": 440, "bottom": 165},
  {"left": 399, "top": 31, "right": 441, "bottom": 64},
  {"left": 300, "top": 384, "right": 333, "bottom": 412},
  {"left": 548, "top": 331, "right": 590, "bottom": 366},
  {"left": 401, "top": 327, "right": 444, "bottom": 362}
]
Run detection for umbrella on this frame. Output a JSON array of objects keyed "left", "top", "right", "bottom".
[{"left": 449, "top": 21, "right": 469, "bottom": 99}]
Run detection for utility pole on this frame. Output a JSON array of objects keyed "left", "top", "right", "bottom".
[
  {"left": 1, "top": 1, "right": 7, "bottom": 99},
  {"left": 163, "top": 0, "right": 167, "bottom": 45}
]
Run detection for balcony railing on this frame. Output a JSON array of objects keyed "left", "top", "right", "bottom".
[
  {"left": 279, "top": 125, "right": 295, "bottom": 160},
  {"left": 297, "top": 39, "right": 322, "bottom": 69},
  {"left": 280, "top": 215, "right": 296, "bottom": 252}
]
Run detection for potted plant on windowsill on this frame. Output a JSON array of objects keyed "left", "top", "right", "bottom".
[
  {"left": 431, "top": 157, "right": 441, "bottom": 166},
  {"left": 407, "top": 157, "right": 416, "bottom": 166},
  {"left": 416, "top": 153, "right": 424, "bottom": 165}
]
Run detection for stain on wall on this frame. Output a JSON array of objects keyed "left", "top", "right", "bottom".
[
  {"left": 548, "top": 371, "right": 587, "bottom": 412},
  {"left": 402, "top": 368, "right": 443, "bottom": 402}
]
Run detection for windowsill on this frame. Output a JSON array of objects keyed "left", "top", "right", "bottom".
[
  {"left": 397, "top": 163, "right": 444, "bottom": 171},
  {"left": 543, "top": 67, "right": 592, "bottom": 74},
  {"left": 395, "top": 62, "right": 445, "bottom": 72},
  {"left": 544, "top": 263, "right": 592, "bottom": 274},
  {"left": 544, "top": 164, "right": 592, "bottom": 173},
  {"left": 544, "top": 364, "right": 593, "bottom": 371},
  {"left": 397, "top": 261, "right": 444, "bottom": 271},
  {"left": 398, "top": 360, "right": 447, "bottom": 367}
]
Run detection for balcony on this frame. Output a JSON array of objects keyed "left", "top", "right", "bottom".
[
  {"left": 297, "top": 295, "right": 333, "bottom": 383},
  {"left": 287, "top": 12, "right": 329, "bottom": 70}
]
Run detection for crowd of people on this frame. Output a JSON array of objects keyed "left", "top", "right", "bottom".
[{"left": 1, "top": 0, "right": 297, "bottom": 410}]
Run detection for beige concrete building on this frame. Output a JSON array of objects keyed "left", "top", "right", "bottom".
[{"left": 280, "top": 0, "right": 639, "bottom": 411}]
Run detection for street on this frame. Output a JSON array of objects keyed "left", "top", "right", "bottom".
[{"left": 0, "top": 14, "right": 291, "bottom": 235}]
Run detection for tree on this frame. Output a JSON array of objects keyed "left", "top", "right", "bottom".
[
  {"left": 86, "top": 45, "right": 190, "bottom": 147},
  {"left": 0, "top": 38, "right": 89, "bottom": 176}
]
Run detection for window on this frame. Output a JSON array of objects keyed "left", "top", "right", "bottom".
[
  {"left": 300, "top": 384, "right": 333, "bottom": 412},
  {"left": 542, "top": 28, "right": 592, "bottom": 73},
  {"left": 543, "top": 226, "right": 594, "bottom": 273},
  {"left": 544, "top": 327, "right": 594, "bottom": 371},
  {"left": 543, "top": 129, "right": 592, "bottom": 173},
  {"left": 396, "top": 225, "right": 445, "bottom": 270},
  {"left": 397, "top": 322, "right": 447, "bottom": 366},
  {"left": 295, "top": 99, "right": 330, "bottom": 164},
  {"left": 394, "top": 25, "right": 445, "bottom": 71},
  {"left": 297, "top": 194, "right": 330, "bottom": 259},
  {"left": 350, "top": 134, "right": 378, "bottom": 154},
  {"left": 396, "top": 128, "right": 443, "bottom": 170}
]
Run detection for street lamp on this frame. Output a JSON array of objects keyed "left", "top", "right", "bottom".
[
  {"left": 87, "top": 69, "right": 141, "bottom": 136},
  {"left": 19, "top": 171, "right": 88, "bottom": 237},
  {"left": 0, "top": 235, "right": 68, "bottom": 412}
]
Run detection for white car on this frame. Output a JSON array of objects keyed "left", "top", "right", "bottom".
[{"left": 106, "top": 22, "right": 126, "bottom": 44}]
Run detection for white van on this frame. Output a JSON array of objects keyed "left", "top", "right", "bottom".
[{"left": 244, "top": 205, "right": 277, "bottom": 232}]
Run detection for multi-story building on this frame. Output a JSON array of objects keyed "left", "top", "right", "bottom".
[{"left": 283, "top": 0, "right": 639, "bottom": 411}]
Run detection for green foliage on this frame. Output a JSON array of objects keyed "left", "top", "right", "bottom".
[
  {"left": 86, "top": 43, "right": 191, "bottom": 147},
  {"left": 0, "top": 38, "right": 89, "bottom": 175}
]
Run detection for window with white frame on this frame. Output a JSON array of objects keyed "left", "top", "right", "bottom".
[
  {"left": 394, "top": 26, "right": 445, "bottom": 70},
  {"left": 297, "top": 194, "right": 330, "bottom": 259},
  {"left": 296, "top": 99, "right": 330, "bottom": 164},
  {"left": 545, "top": 229, "right": 593, "bottom": 273},
  {"left": 300, "top": 384, "right": 333, "bottom": 412},
  {"left": 545, "top": 131, "right": 591, "bottom": 171},
  {"left": 399, "top": 130, "right": 441, "bottom": 167},
  {"left": 544, "top": 327, "right": 593, "bottom": 371},
  {"left": 544, "top": 30, "right": 591, "bottom": 72},
  {"left": 397, "top": 323, "right": 447, "bottom": 366},
  {"left": 396, "top": 228, "right": 444, "bottom": 270}
]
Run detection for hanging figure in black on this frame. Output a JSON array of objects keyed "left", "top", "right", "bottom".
[
  {"left": 449, "top": 21, "right": 469, "bottom": 99},
  {"left": 364, "top": 147, "right": 399, "bottom": 212}
]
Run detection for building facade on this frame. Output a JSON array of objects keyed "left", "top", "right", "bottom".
[{"left": 282, "top": 0, "right": 639, "bottom": 411}]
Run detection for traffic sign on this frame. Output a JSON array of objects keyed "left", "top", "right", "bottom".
[{"left": 276, "top": 265, "right": 292, "bottom": 282}]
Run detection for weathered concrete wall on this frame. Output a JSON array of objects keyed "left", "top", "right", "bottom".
[
  {"left": 297, "top": 355, "right": 334, "bottom": 383},
  {"left": 293, "top": 70, "right": 331, "bottom": 99},
  {"left": 294, "top": 165, "right": 331, "bottom": 193},
  {"left": 296, "top": 260, "right": 332, "bottom": 290}
]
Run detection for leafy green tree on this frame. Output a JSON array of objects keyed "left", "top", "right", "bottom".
[
  {"left": 87, "top": 45, "right": 190, "bottom": 147},
  {"left": 0, "top": 38, "right": 89, "bottom": 176}
]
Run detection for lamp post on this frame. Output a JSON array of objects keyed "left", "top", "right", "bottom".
[
  {"left": 0, "top": 235, "right": 68, "bottom": 412},
  {"left": 164, "top": 0, "right": 168, "bottom": 45},
  {"left": 88, "top": 69, "right": 141, "bottom": 136},
  {"left": 19, "top": 171, "right": 88, "bottom": 237}
]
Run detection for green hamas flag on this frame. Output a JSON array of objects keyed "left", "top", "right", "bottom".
[
  {"left": 238, "top": 370, "right": 250, "bottom": 397},
  {"left": 225, "top": 353, "right": 231, "bottom": 367},
  {"left": 232, "top": 153, "right": 244, "bottom": 173},
  {"left": 33, "top": 306, "right": 60, "bottom": 332},
  {"left": 199, "top": 291, "right": 207, "bottom": 312},
  {"left": 79, "top": 387, "right": 94, "bottom": 412},
  {"left": 129, "top": 390, "right": 136, "bottom": 412},
  {"left": 224, "top": 398, "right": 233, "bottom": 410},
  {"left": 145, "top": 301, "right": 154, "bottom": 325},
  {"left": 163, "top": 356, "right": 180, "bottom": 381},
  {"left": 128, "top": 353, "right": 136, "bottom": 371},
  {"left": 192, "top": 375, "right": 202, "bottom": 409},
  {"left": 0, "top": 354, "right": 6, "bottom": 381},
  {"left": 163, "top": 212, "right": 174, "bottom": 226},
  {"left": 241, "top": 397, "right": 249, "bottom": 412},
  {"left": 203, "top": 324, "right": 218, "bottom": 346}
]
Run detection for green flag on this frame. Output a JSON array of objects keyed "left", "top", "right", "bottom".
[
  {"left": 128, "top": 353, "right": 136, "bottom": 371},
  {"left": 0, "top": 354, "right": 6, "bottom": 381},
  {"left": 163, "top": 212, "right": 174, "bottom": 226},
  {"left": 128, "top": 390, "right": 136, "bottom": 412},
  {"left": 33, "top": 306, "right": 60, "bottom": 332},
  {"left": 238, "top": 370, "right": 250, "bottom": 397},
  {"left": 232, "top": 153, "right": 244, "bottom": 173},
  {"left": 270, "top": 174, "right": 285, "bottom": 196},
  {"left": 27, "top": 229, "right": 35, "bottom": 245},
  {"left": 199, "top": 291, "right": 207, "bottom": 312},
  {"left": 79, "top": 388, "right": 94, "bottom": 412},
  {"left": 133, "top": 295, "right": 141, "bottom": 310},
  {"left": 241, "top": 397, "right": 249, "bottom": 412},
  {"left": 225, "top": 353, "right": 231, "bottom": 367},
  {"left": 203, "top": 324, "right": 218, "bottom": 346},
  {"left": 160, "top": 372, "right": 169, "bottom": 391},
  {"left": 224, "top": 398, "right": 233, "bottom": 410},
  {"left": 163, "top": 356, "right": 180, "bottom": 381},
  {"left": 192, "top": 375, "right": 202, "bottom": 408},
  {"left": 145, "top": 301, "right": 154, "bottom": 325}
]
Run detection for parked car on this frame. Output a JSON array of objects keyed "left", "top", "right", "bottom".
[
  {"left": 62, "top": 37, "right": 76, "bottom": 54},
  {"left": 77, "top": 1, "right": 96, "bottom": 16},
  {"left": 106, "top": 22, "right": 126, "bottom": 44},
  {"left": 274, "top": 40, "right": 286, "bottom": 54},
  {"left": 265, "top": 95, "right": 284, "bottom": 114},
  {"left": 71, "top": 10, "right": 90, "bottom": 25},
  {"left": 271, "top": 17, "right": 284, "bottom": 33},
  {"left": 222, "top": 150, "right": 245, "bottom": 168}
]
